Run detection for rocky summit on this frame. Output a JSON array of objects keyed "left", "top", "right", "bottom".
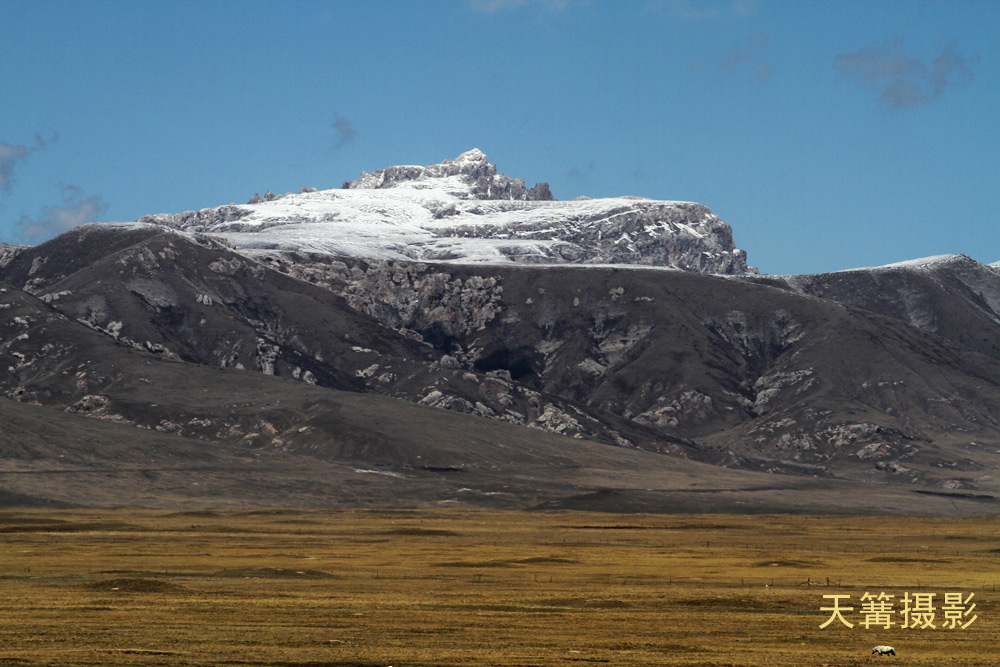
[
  {"left": 342, "top": 148, "right": 555, "bottom": 201},
  {"left": 1, "top": 150, "right": 1000, "bottom": 515},
  {"left": 137, "top": 150, "right": 754, "bottom": 274}
]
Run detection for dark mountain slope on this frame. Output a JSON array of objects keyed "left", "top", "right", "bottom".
[
  {"left": 9, "top": 225, "right": 1000, "bottom": 495},
  {"left": 265, "top": 255, "right": 1000, "bottom": 491},
  {"left": 754, "top": 255, "right": 1000, "bottom": 362},
  {"left": 6, "top": 279, "right": 981, "bottom": 514},
  {"left": 5, "top": 220, "right": 1000, "bottom": 510},
  {"left": 0, "top": 225, "right": 696, "bottom": 452},
  {"left": 0, "top": 224, "right": 439, "bottom": 390}
]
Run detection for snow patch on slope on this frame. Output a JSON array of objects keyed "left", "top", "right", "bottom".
[
  {"left": 870, "top": 254, "right": 968, "bottom": 271},
  {"left": 776, "top": 254, "right": 973, "bottom": 278}
]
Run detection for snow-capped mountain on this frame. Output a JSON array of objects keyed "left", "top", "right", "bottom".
[
  {"left": 137, "top": 149, "right": 754, "bottom": 275},
  {"left": 5, "top": 148, "right": 1000, "bottom": 513}
]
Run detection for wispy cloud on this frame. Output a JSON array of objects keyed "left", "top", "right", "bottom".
[
  {"left": 32, "top": 132, "right": 57, "bottom": 150},
  {"left": 16, "top": 185, "right": 108, "bottom": 243},
  {"left": 721, "top": 31, "right": 770, "bottom": 81},
  {"left": 0, "top": 133, "right": 57, "bottom": 193},
  {"left": 835, "top": 40, "right": 977, "bottom": 108},
  {"left": 332, "top": 115, "right": 357, "bottom": 149},
  {"left": 0, "top": 144, "right": 30, "bottom": 192},
  {"left": 693, "top": 32, "right": 770, "bottom": 83},
  {"left": 567, "top": 161, "right": 595, "bottom": 181},
  {"left": 645, "top": 0, "right": 758, "bottom": 20},
  {"left": 469, "top": 0, "right": 569, "bottom": 12}
]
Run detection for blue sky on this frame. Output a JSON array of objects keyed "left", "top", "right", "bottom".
[{"left": 2, "top": 0, "right": 998, "bottom": 275}]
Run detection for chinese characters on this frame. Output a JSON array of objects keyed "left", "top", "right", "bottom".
[{"left": 820, "top": 592, "right": 977, "bottom": 629}]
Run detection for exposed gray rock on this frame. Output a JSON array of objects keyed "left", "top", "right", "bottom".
[
  {"left": 343, "top": 148, "right": 554, "bottom": 201},
  {"left": 633, "top": 390, "right": 714, "bottom": 429},
  {"left": 138, "top": 205, "right": 252, "bottom": 231},
  {"left": 263, "top": 256, "right": 504, "bottom": 363},
  {"left": 0, "top": 243, "right": 26, "bottom": 269},
  {"left": 65, "top": 394, "right": 111, "bottom": 416},
  {"left": 435, "top": 200, "right": 752, "bottom": 273}
]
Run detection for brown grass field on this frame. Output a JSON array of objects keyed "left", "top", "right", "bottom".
[{"left": 0, "top": 509, "right": 997, "bottom": 667}]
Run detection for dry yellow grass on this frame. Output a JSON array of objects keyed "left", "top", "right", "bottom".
[{"left": 0, "top": 509, "right": 997, "bottom": 666}]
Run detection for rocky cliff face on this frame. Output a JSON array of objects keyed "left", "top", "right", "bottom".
[{"left": 136, "top": 150, "right": 755, "bottom": 274}]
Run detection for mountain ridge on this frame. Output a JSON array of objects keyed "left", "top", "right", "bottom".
[{"left": 2, "top": 150, "right": 1000, "bottom": 514}]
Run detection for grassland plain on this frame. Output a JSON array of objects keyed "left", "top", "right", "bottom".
[{"left": 0, "top": 510, "right": 997, "bottom": 667}]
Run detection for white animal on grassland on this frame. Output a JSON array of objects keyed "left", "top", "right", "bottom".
[{"left": 872, "top": 645, "right": 895, "bottom": 656}]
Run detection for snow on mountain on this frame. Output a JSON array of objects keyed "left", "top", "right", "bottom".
[
  {"left": 137, "top": 150, "right": 755, "bottom": 275},
  {"left": 834, "top": 254, "right": 971, "bottom": 273},
  {"left": 768, "top": 254, "right": 980, "bottom": 279},
  {"left": 875, "top": 254, "right": 968, "bottom": 270}
]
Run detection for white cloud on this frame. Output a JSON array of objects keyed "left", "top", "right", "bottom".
[
  {"left": 16, "top": 185, "right": 108, "bottom": 243},
  {"left": 0, "top": 133, "right": 56, "bottom": 192}
]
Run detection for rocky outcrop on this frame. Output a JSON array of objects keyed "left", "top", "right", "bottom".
[
  {"left": 342, "top": 148, "right": 555, "bottom": 201},
  {"left": 137, "top": 205, "right": 252, "bottom": 231},
  {"left": 256, "top": 255, "right": 504, "bottom": 366},
  {"left": 0, "top": 243, "right": 25, "bottom": 268},
  {"left": 337, "top": 264, "right": 504, "bottom": 348},
  {"left": 438, "top": 200, "right": 752, "bottom": 273}
]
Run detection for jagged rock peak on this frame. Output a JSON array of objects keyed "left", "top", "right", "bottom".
[{"left": 342, "top": 149, "right": 555, "bottom": 202}]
